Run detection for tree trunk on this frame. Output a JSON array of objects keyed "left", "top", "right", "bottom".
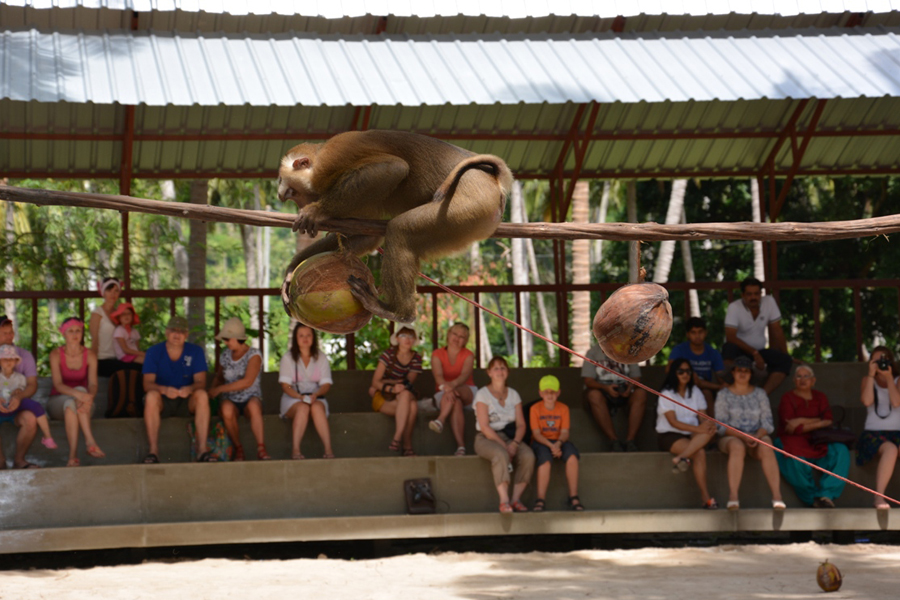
[
  {"left": 652, "top": 179, "right": 687, "bottom": 284},
  {"left": 469, "top": 242, "right": 491, "bottom": 367},
  {"left": 750, "top": 178, "right": 766, "bottom": 281},
  {"left": 627, "top": 181, "right": 640, "bottom": 282},
  {"left": 680, "top": 208, "right": 700, "bottom": 317},
  {"left": 187, "top": 181, "right": 208, "bottom": 345},
  {"left": 590, "top": 181, "right": 611, "bottom": 265},
  {"left": 509, "top": 181, "right": 532, "bottom": 364},
  {"left": 3, "top": 200, "right": 15, "bottom": 322},
  {"left": 570, "top": 180, "right": 591, "bottom": 367}
]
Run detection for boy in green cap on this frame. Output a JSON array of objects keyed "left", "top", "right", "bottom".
[{"left": 529, "top": 375, "right": 584, "bottom": 511}]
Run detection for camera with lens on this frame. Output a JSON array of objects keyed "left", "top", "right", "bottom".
[
  {"left": 876, "top": 356, "right": 892, "bottom": 371},
  {"left": 615, "top": 381, "right": 630, "bottom": 395}
]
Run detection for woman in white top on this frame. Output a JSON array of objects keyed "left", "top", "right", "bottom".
[
  {"left": 472, "top": 356, "right": 535, "bottom": 513},
  {"left": 856, "top": 346, "right": 900, "bottom": 510},
  {"left": 657, "top": 358, "right": 718, "bottom": 509},
  {"left": 89, "top": 277, "right": 124, "bottom": 377},
  {"left": 279, "top": 323, "right": 334, "bottom": 460}
]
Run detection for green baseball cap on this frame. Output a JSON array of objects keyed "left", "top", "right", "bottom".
[
  {"left": 539, "top": 375, "right": 560, "bottom": 392},
  {"left": 166, "top": 315, "right": 189, "bottom": 332}
]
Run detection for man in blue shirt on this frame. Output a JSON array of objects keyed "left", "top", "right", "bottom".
[
  {"left": 142, "top": 316, "right": 212, "bottom": 463},
  {"left": 668, "top": 317, "right": 724, "bottom": 410}
]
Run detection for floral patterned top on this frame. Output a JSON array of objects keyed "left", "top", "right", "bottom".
[
  {"left": 218, "top": 346, "right": 262, "bottom": 404},
  {"left": 714, "top": 386, "right": 774, "bottom": 437}
]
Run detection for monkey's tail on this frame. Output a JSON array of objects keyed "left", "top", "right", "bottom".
[{"left": 432, "top": 154, "right": 514, "bottom": 205}]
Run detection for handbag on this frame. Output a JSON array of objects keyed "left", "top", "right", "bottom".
[
  {"left": 403, "top": 478, "right": 436, "bottom": 514},
  {"left": 808, "top": 406, "right": 856, "bottom": 449}
]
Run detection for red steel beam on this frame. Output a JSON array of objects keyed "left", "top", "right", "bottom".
[
  {"left": 772, "top": 99, "right": 828, "bottom": 219},
  {"left": 560, "top": 102, "right": 600, "bottom": 217},
  {"left": 761, "top": 99, "right": 810, "bottom": 173}
]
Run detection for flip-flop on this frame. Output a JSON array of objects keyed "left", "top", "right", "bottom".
[
  {"left": 16, "top": 461, "right": 40, "bottom": 469},
  {"left": 67, "top": 457, "right": 80, "bottom": 467},
  {"left": 86, "top": 445, "right": 106, "bottom": 458},
  {"left": 402, "top": 448, "right": 416, "bottom": 457},
  {"left": 291, "top": 453, "right": 305, "bottom": 460},
  {"left": 197, "top": 451, "right": 219, "bottom": 463},
  {"left": 142, "top": 453, "right": 159, "bottom": 464},
  {"left": 672, "top": 457, "right": 691, "bottom": 473}
]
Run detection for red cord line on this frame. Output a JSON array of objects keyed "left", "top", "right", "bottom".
[{"left": 416, "top": 268, "right": 900, "bottom": 508}]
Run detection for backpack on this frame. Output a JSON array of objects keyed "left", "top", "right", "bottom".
[{"left": 187, "top": 421, "right": 234, "bottom": 462}]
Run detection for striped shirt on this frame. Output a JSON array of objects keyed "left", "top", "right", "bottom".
[{"left": 378, "top": 347, "right": 423, "bottom": 382}]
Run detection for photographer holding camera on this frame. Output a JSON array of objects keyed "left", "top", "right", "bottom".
[
  {"left": 582, "top": 344, "right": 647, "bottom": 452},
  {"left": 856, "top": 346, "right": 900, "bottom": 510}
]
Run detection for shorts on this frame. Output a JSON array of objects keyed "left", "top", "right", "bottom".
[
  {"left": 148, "top": 395, "right": 191, "bottom": 418},
  {"left": 221, "top": 397, "right": 261, "bottom": 418},
  {"left": 435, "top": 385, "right": 479, "bottom": 408},
  {"left": 371, "top": 388, "right": 417, "bottom": 412},
  {"left": 48, "top": 388, "right": 96, "bottom": 420},
  {"left": 658, "top": 431, "right": 690, "bottom": 452},
  {"left": 531, "top": 440, "right": 580, "bottom": 467},
  {"left": 718, "top": 433, "right": 772, "bottom": 453},
  {"left": 583, "top": 387, "right": 628, "bottom": 409},
  {"left": 280, "top": 394, "right": 330, "bottom": 419},
  {"left": 0, "top": 398, "right": 46, "bottom": 421},
  {"left": 855, "top": 430, "right": 900, "bottom": 465}
]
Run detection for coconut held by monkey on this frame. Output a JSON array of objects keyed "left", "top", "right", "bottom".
[
  {"left": 282, "top": 251, "right": 374, "bottom": 335},
  {"left": 278, "top": 130, "right": 513, "bottom": 325},
  {"left": 592, "top": 283, "right": 673, "bottom": 364}
]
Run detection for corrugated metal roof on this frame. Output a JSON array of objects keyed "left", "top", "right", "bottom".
[
  {"left": 3, "top": 28, "right": 899, "bottom": 107},
  {"left": 5, "top": 1, "right": 898, "bottom": 18},
  {"left": 2, "top": 2, "right": 899, "bottom": 36}
]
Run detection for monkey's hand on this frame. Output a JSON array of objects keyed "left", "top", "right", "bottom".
[{"left": 292, "top": 203, "right": 327, "bottom": 236}]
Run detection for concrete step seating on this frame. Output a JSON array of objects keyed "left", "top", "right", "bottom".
[{"left": 1, "top": 363, "right": 893, "bottom": 555}]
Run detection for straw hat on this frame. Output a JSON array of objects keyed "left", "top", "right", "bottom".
[{"left": 215, "top": 317, "right": 247, "bottom": 341}]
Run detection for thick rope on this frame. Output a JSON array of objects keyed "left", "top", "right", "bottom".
[{"left": 417, "top": 269, "right": 900, "bottom": 508}]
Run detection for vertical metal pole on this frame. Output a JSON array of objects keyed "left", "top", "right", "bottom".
[
  {"left": 853, "top": 287, "right": 863, "bottom": 361},
  {"left": 515, "top": 291, "right": 523, "bottom": 368},
  {"left": 813, "top": 287, "right": 821, "bottom": 362},
  {"left": 346, "top": 333, "right": 356, "bottom": 370},
  {"left": 214, "top": 296, "right": 221, "bottom": 371},
  {"left": 473, "top": 291, "right": 481, "bottom": 367},
  {"left": 31, "top": 298, "right": 38, "bottom": 360}
]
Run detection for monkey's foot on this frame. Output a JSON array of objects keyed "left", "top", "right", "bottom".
[{"left": 347, "top": 275, "right": 416, "bottom": 323}]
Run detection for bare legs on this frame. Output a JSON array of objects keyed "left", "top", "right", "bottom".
[
  {"left": 285, "top": 400, "right": 333, "bottom": 459},
  {"left": 669, "top": 434, "right": 712, "bottom": 503},
  {"left": 722, "top": 436, "right": 783, "bottom": 505},
  {"left": 379, "top": 390, "right": 418, "bottom": 453},
  {"left": 874, "top": 442, "right": 899, "bottom": 509}
]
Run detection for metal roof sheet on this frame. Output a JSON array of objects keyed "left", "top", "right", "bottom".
[
  {"left": 5, "top": 1, "right": 899, "bottom": 18},
  {"left": 3, "top": 28, "right": 900, "bottom": 107}
]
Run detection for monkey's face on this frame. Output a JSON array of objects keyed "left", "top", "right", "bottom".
[{"left": 277, "top": 145, "right": 319, "bottom": 208}]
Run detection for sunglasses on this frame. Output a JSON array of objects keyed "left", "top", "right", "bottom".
[
  {"left": 676, "top": 368, "right": 692, "bottom": 375},
  {"left": 397, "top": 333, "right": 415, "bottom": 339}
]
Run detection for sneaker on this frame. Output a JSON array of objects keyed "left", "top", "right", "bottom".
[
  {"left": 41, "top": 437, "right": 58, "bottom": 450},
  {"left": 625, "top": 440, "right": 639, "bottom": 452},
  {"left": 428, "top": 419, "right": 443, "bottom": 434},
  {"left": 610, "top": 440, "right": 625, "bottom": 453},
  {"left": 702, "top": 497, "right": 719, "bottom": 510}
]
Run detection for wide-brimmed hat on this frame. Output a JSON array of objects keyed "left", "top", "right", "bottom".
[
  {"left": 166, "top": 316, "right": 189, "bottom": 333},
  {"left": 730, "top": 356, "right": 755, "bottom": 371},
  {"left": 0, "top": 345, "right": 20, "bottom": 362},
  {"left": 110, "top": 302, "right": 140, "bottom": 325},
  {"left": 390, "top": 326, "right": 419, "bottom": 346},
  {"left": 215, "top": 317, "right": 247, "bottom": 341}
]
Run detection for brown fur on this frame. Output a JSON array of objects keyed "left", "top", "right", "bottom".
[{"left": 278, "top": 130, "right": 513, "bottom": 324}]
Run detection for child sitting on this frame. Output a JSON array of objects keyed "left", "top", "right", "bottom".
[
  {"left": 0, "top": 344, "right": 57, "bottom": 449},
  {"left": 529, "top": 375, "right": 584, "bottom": 511},
  {"left": 111, "top": 303, "right": 145, "bottom": 363}
]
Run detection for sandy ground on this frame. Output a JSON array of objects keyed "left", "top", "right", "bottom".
[{"left": 0, "top": 542, "right": 896, "bottom": 600}]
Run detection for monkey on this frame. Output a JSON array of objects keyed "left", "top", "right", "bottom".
[{"left": 277, "top": 130, "right": 513, "bottom": 325}]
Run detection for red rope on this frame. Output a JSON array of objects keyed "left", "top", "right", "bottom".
[{"left": 417, "top": 269, "right": 900, "bottom": 508}]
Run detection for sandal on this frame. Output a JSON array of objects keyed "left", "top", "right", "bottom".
[
  {"left": 257, "top": 445, "right": 271, "bottom": 461},
  {"left": 234, "top": 445, "right": 245, "bottom": 461},
  {"left": 67, "top": 457, "right": 80, "bottom": 467},
  {"left": 454, "top": 446, "right": 466, "bottom": 457},
  {"left": 511, "top": 501, "right": 528, "bottom": 513},
  {"left": 428, "top": 419, "right": 444, "bottom": 434},
  {"left": 672, "top": 457, "right": 691, "bottom": 473},
  {"left": 197, "top": 451, "right": 218, "bottom": 463},
  {"left": 86, "top": 445, "right": 106, "bottom": 458},
  {"left": 142, "top": 453, "right": 159, "bottom": 464},
  {"left": 402, "top": 448, "right": 416, "bottom": 457},
  {"left": 16, "top": 461, "right": 40, "bottom": 469},
  {"left": 702, "top": 498, "right": 719, "bottom": 510},
  {"left": 291, "top": 453, "right": 305, "bottom": 460},
  {"left": 876, "top": 500, "right": 891, "bottom": 511},
  {"left": 772, "top": 500, "right": 787, "bottom": 511},
  {"left": 533, "top": 498, "right": 546, "bottom": 512},
  {"left": 568, "top": 495, "right": 585, "bottom": 511},
  {"left": 388, "top": 437, "right": 402, "bottom": 452},
  {"left": 41, "top": 437, "right": 58, "bottom": 450},
  {"left": 499, "top": 502, "right": 513, "bottom": 513},
  {"left": 727, "top": 500, "right": 740, "bottom": 511},
  {"left": 323, "top": 453, "right": 335, "bottom": 459}
]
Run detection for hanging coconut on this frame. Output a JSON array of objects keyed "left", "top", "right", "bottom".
[
  {"left": 592, "top": 282, "right": 673, "bottom": 364},
  {"left": 282, "top": 251, "right": 374, "bottom": 334},
  {"left": 816, "top": 560, "right": 843, "bottom": 592}
]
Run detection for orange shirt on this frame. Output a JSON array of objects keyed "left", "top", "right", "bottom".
[
  {"left": 529, "top": 401, "right": 570, "bottom": 441},
  {"left": 431, "top": 347, "right": 474, "bottom": 391}
]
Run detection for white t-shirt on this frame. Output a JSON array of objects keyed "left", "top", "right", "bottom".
[
  {"left": 656, "top": 385, "right": 708, "bottom": 434},
  {"left": 473, "top": 386, "right": 522, "bottom": 432},
  {"left": 864, "top": 376, "right": 900, "bottom": 431},
  {"left": 91, "top": 305, "right": 118, "bottom": 360},
  {"left": 724, "top": 295, "right": 782, "bottom": 350},
  {"left": 112, "top": 325, "right": 141, "bottom": 360},
  {"left": 581, "top": 345, "right": 641, "bottom": 386}
]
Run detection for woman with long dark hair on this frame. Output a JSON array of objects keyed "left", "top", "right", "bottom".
[
  {"left": 279, "top": 323, "right": 334, "bottom": 459},
  {"left": 657, "top": 358, "right": 717, "bottom": 509}
]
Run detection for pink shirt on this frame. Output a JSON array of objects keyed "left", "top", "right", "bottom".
[{"left": 51, "top": 348, "right": 89, "bottom": 395}]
